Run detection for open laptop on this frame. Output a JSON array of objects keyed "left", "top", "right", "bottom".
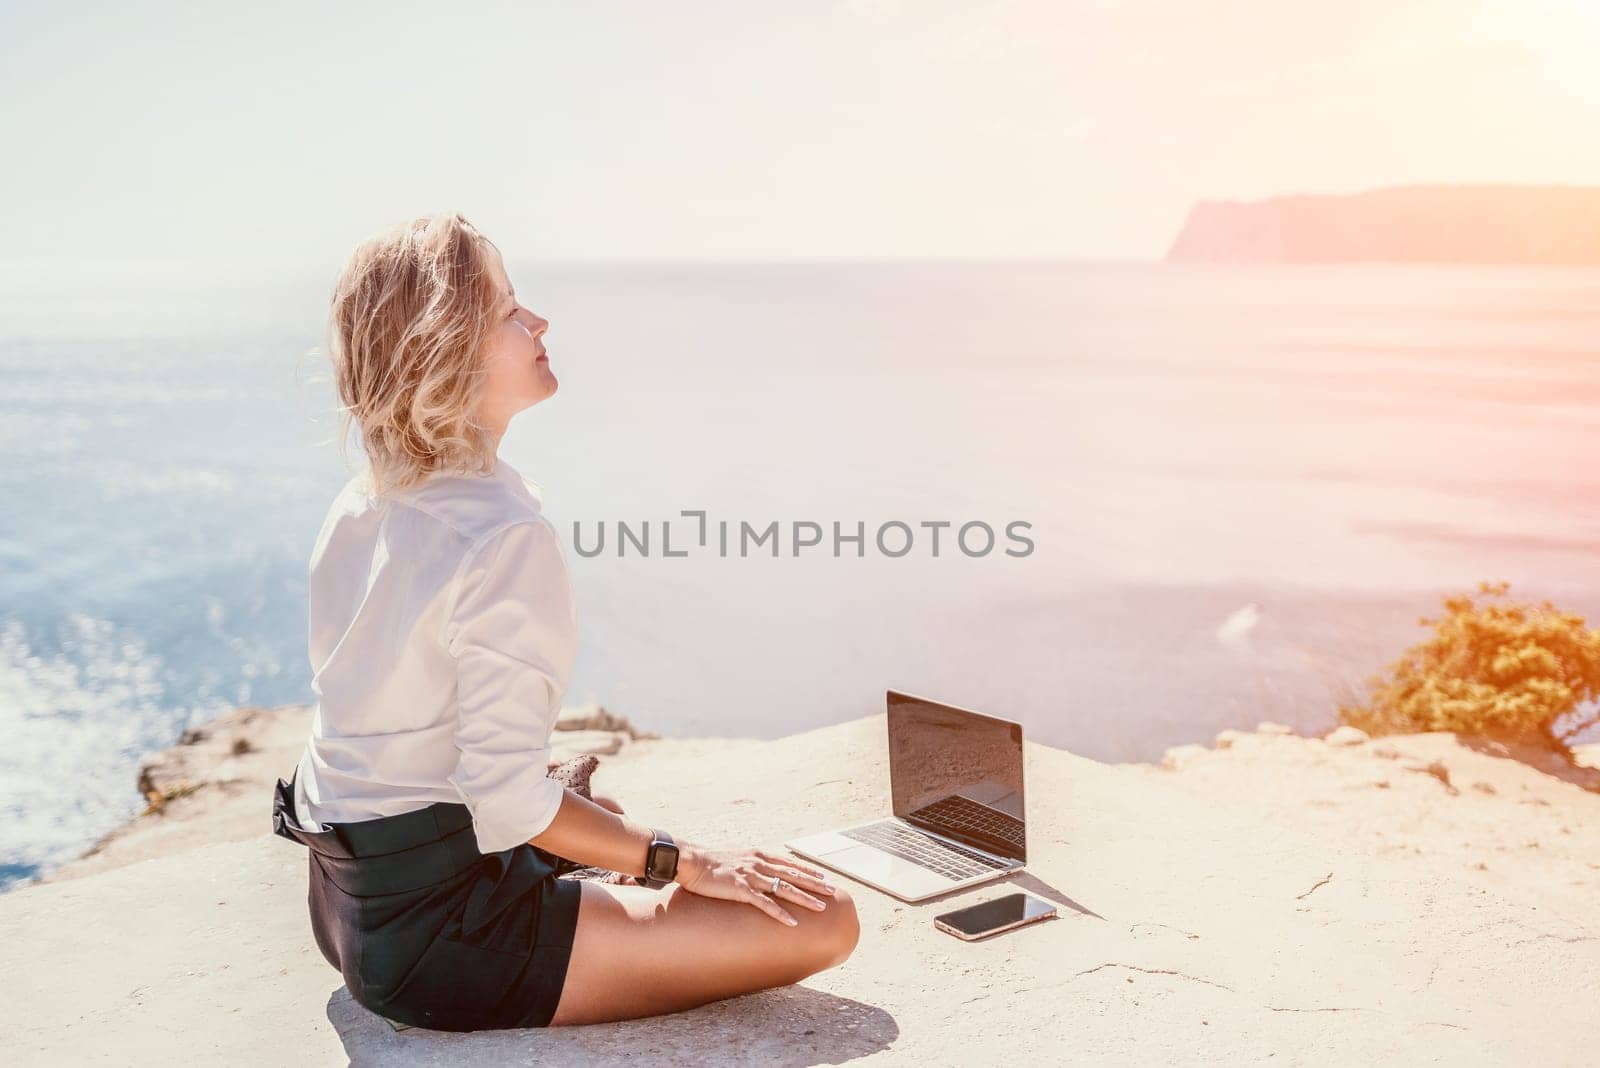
[{"left": 786, "top": 690, "right": 1026, "bottom": 903}]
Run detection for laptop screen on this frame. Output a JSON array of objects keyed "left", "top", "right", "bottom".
[{"left": 886, "top": 691, "right": 1026, "bottom": 863}]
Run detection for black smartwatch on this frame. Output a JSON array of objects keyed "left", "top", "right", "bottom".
[{"left": 641, "top": 829, "right": 679, "bottom": 889}]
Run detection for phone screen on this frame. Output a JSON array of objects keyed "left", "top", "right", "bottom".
[{"left": 936, "top": 892, "right": 1055, "bottom": 937}]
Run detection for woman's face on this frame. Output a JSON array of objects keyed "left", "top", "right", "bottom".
[{"left": 476, "top": 246, "right": 556, "bottom": 434}]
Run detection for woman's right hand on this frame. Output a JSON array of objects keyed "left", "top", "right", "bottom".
[{"left": 674, "top": 844, "right": 837, "bottom": 926}]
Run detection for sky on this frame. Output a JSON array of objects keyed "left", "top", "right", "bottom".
[{"left": 3, "top": 0, "right": 1599, "bottom": 283}]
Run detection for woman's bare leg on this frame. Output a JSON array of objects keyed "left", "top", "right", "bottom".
[{"left": 548, "top": 877, "right": 860, "bottom": 1025}]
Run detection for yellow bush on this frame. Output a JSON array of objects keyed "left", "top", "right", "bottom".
[{"left": 1339, "top": 581, "right": 1600, "bottom": 752}]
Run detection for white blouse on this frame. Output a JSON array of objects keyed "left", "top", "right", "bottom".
[{"left": 291, "top": 455, "right": 578, "bottom": 856}]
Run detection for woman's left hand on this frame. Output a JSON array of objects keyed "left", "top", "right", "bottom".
[{"left": 674, "top": 844, "right": 838, "bottom": 925}]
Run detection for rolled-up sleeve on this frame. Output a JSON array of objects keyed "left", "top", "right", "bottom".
[{"left": 443, "top": 517, "right": 578, "bottom": 855}]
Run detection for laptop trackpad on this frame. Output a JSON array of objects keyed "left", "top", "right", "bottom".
[{"left": 828, "top": 843, "right": 943, "bottom": 886}]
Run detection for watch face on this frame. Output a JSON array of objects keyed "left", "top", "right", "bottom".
[{"left": 649, "top": 841, "right": 679, "bottom": 881}]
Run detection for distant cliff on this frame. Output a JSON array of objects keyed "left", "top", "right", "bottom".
[{"left": 1167, "top": 184, "right": 1600, "bottom": 265}]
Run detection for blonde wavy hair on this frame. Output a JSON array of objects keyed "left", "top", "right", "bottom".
[{"left": 325, "top": 212, "right": 503, "bottom": 497}]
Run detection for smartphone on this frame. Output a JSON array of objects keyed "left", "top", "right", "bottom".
[{"left": 933, "top": 892, "right": 1057, "bottom": 941}]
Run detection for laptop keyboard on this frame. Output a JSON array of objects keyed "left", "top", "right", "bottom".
[
  {"left": 842, "top": 820, "right": 1010, "bottom": 881},
  {"left": 908, "top": 794, "right": 1026, "bottom": 855}
]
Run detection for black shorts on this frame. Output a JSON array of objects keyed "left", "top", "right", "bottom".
[{"left": 271, "top": 771, "right": 583, "bottom": 1032}]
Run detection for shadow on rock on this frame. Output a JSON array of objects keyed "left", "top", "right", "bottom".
[
  {"left": 897, "top": 870, "right": 1104, "bottom": 922},
  {"left": 328, "top": 981, "right": 898, "bottom": 1066},
  {"left": 1457, "top": 736, "right": 1600, "bottom": 793}
]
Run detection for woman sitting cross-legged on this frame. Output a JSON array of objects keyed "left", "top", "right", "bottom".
[{"left": 271, "top": 211, "right": 860, "bottom": 1032}]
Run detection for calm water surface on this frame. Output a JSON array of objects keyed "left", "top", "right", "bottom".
[{"left": 4, "top": 260, "right": 1599, "bottom": 888}]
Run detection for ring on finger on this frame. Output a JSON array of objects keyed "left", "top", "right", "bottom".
[{"left": 769, "top": 875, "right": 782, "bottom": 895}]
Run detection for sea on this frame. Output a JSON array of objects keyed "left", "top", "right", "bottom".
[{"left": 4, "top": 259, "right": 1600, "bottom": 891}]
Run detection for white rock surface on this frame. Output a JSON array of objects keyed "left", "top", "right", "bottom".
[
  {"left": 1160, "top": 744, "right": 1209, "bottom": 771},
  {"left": 5, "top": 710, "right": 1600, "bottom": 1065},
  {"left": 1324, "top": 725, "right": 1370, "bottom": 748},
  {"left": 1213, "top": 729, "right": 1252, "bottom": 750}
]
